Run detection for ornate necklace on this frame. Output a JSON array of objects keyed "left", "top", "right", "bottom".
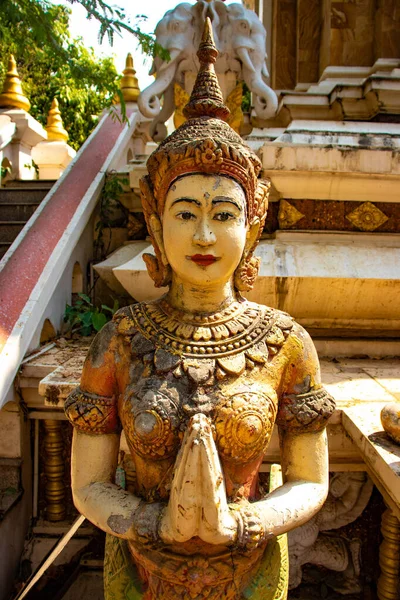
[{"left": 117, "top": 299, "right": 294, "bottom": 378}]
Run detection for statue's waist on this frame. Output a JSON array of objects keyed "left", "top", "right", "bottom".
[{"left": 128, "top": 539, "right": 265, "bottom": 587}]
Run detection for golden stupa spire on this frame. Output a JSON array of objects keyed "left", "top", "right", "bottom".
[
  {"left": 119, "top": 53, "right": 140, "bottom": 102},
  {"left": 0, "top": 55, "right": 31, "bottom": 112},
  {"left": 45, "top": 98, "right": 69, "bottom": 141},
  {"left": 183, "top": 17, "right": 230, "bottom": 122}
]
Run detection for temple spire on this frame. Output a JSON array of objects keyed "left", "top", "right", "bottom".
[
  {"left": 0, "top": 55, "right": 31, "bottom": 112},
  {"left": 45, "top": 98, "right": 69, "bottom": 142},
  {"left": 183, "top": 17, "right": 230, "bottom": 121},
  {"left": 119, "top": 53, "right": 140, "bottom": 103}
]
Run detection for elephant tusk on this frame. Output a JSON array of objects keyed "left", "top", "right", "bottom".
[
  {"left": 236, "top": 46, "right": 278, "bottom": 119},
  {"left": 236, "top": 46, "right": 256, "bottom": 74},
  {"left": 138, "top": 48, "right": 182, "bottom": 119}
]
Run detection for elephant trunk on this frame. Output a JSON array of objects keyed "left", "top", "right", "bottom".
[
  {"left": 236, "top": 46, "right": 278, "bottom": 120},
  {"left": 150, "top": 86, "right": 175, "bottom": 142},
  {"left": 138, "top": 49, "right": 181, "bottom": 119}
]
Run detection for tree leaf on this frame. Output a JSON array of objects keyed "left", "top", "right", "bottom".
[
  {"left": 92, "top": 312, "right": 107, "bottom": 331},
  {"left": 80, "top": 312, "right": 93, "bottom": 327}
]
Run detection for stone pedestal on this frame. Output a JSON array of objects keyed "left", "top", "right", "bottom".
[
  {"left": 32, "top": 139, "right": 75, "bottom": 180},
  {"left": 0, "top": 108, "right": 46, "bottom": 180}
]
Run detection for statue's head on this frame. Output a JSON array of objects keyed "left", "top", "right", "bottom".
[{"left": 140, "top": 18, "right": 270, "bottom": 292}]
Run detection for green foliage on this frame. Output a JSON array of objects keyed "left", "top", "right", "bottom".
[
  {"left": 66, "top": 1, "right": 169, "bottom": 61},
  {"left": 0, "top": 2, "right": 121, "bottom": 150},
  {"left": 0, "top": 164, "right": 11, "bottom": 180},
  {"left": 241, "top": 83, "right": 252, "bottom": 114},
  {"left": 0, "top": 1, "right": 169, "bottom": 150},
  {"left": 64, "top": 292, "right": 119, "bottom": 335},
  {"left": 95, "top": 171, "right": 129, "bottom": 259},
  {"left": 0, "top": 1, "right": 167, "bottom": 69}
]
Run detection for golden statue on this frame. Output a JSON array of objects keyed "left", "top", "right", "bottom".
[{"left": 65, "top": 19, "right": 335, "bottom": 600}]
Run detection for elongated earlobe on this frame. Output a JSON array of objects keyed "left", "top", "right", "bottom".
[
  {"left": 234, "top": 218, "right": 262, "bottom": 292},
  {"left": 140, "top": 177, "right": 172, "bottom": 287}
]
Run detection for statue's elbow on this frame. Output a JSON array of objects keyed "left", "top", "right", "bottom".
[{"left": 71, "top": 485, "right": 89, "bottom": 517}]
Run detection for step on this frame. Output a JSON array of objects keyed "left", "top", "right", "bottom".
[
  {"left": 4, "top": 179, "right": 54, "bottom": 189},
  {"left": 0, "top": 188, "right": 49, "bottom": 204},
  {"left": 0, "top": 242, "right": 11, "bottom": 259},
  {"left": 61, "top": 569, "right": 104, "bottom": 600},
  {"left": 0, "top": 202, "right": 39, "bottom": 221},
  {"left": 0, "top": 221, "right": 26, "bottom": 242}
]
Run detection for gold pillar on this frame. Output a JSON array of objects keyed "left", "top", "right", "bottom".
[
  {"left": 43, "top": 419, "right": 66, "bottom": 521},
  {"left": 378, "top": 508, "right": 400, "bottom": 600}
]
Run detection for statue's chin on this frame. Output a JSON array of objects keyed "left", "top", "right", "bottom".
[{"left": 168, "top": 267, "right": 236, "bottom": 292}]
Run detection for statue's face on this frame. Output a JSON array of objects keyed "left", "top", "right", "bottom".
[{"left": 163, "top": 174, "right": 247, "bottom": 287}]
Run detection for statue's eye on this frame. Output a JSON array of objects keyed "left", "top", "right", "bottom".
[
  {"left": 177, "top": 211, "right": 196, "bottom": 221},
  {"left": 214, "top": 212, "right": 235, "bottom": 222}
]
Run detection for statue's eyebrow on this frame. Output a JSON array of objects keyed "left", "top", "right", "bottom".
[
  {"left": 212, "top": 196, "right": 242, "bottom": 210},
  {"left": 170, "top": 197, "right": 201, "bottom": 208}
]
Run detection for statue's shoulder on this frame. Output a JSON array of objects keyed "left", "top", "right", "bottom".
[
  {"left": 247, "top": 301, "right": 295, "bottom": 333},
  {"left": 112, "top": 304, "right": 139, "bottom": 338},
  {"left": 254, "top": 302, "right": 312, "bottom": 344}
]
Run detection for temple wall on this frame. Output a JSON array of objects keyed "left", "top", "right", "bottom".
[{"left": 266, "top": 0, "right": 400, "bottom": 90}]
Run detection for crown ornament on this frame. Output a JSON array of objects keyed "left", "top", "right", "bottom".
[{"left": 183, "top": 17, "right": 230, "bottom": 121}]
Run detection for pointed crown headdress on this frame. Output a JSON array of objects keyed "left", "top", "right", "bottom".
[{"left": 140, "top": 18, "right": 270, "bottom": 289}]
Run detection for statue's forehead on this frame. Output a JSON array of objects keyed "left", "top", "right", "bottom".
[{"left": 166, "top": 174, "right": 246, "bottom": 203}]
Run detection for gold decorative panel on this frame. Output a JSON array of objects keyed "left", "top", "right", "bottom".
[
  {"left": 346, "top": 202, "right": 388, "bottom": 232},
  {"left": 278, "top": 200, "right": 305, "bottom": 229}
]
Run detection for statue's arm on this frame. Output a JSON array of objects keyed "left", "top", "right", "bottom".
[
  {"left": 246, "top": 429, "right": 329, "bottom": 539},
  {"left": 242, "top": 325, "right": 335, "bottom": 541},
  {"left": 71, "top": 430, "right": 143, "bottom": 539},
  {"left": 66, "top": 317, "right": 160, "bottom": 542}
]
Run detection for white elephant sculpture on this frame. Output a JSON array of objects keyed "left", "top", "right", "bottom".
[
  {"left": 225, "top": 3, "right": 278, "bottom": 120},
  {"left": 138, "top": 0, "right": 277, "bottom": 139},
  {"left": 137, "top": 3, "right": 198, "bottom": 140}
]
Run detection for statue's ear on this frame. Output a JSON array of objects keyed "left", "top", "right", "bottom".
[
  {"left": 234, "top": 217, "right": 263, "bottom": 293},
  {"left": 148, "top": 213, "right": 168, "bottom": 266},
  {"left": 245, "top": 217, "right": 261, "bottom": 256},
  {"left": 140, "top": 177, "right": 171, "bottom": 287}
]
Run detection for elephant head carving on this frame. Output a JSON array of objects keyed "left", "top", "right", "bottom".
[
  {"left": 138, "top": 2, "right": 197, "bottom": 129},
  {"left": 137, "top": 0, "right": 277, "bottom": 140},
  {"left": 225, "top": 3, "right": 277, "bottom": 120}
]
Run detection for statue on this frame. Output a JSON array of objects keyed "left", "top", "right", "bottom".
[{"left": 65, "top": 19, "right": 335, "bottom": 600}]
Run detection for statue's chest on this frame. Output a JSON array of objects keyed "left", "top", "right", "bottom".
[
  {"left": 119, "top": 366, "right": 278, "bottom": 464},
  {"left": 115, "top": 300, "right": 293, "bottom": 463}
]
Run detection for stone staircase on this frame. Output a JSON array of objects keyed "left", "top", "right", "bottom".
[{"left": 0, "top": 180, "right": 54, "bottom": 259}]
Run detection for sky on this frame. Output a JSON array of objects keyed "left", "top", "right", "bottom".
[
  {"left": 51, "top": 0, "right": 202, "bottom": 90},
  {"left": 53, "top": 1, "right": 243, "bottom": 91},
  {"left": 52, "top": 0, "right": 198, "bottom": 90}
]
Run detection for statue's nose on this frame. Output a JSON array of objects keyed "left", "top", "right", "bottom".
[{"left": 193, "top": 218, "right": 216, "bottom": 247}]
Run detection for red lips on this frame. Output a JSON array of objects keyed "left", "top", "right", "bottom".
[{"left": 190, "top": 254, "right": 219, "bottom": 267}]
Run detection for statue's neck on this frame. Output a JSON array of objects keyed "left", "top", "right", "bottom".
[{"left": 165, "top": 276, "right": 237, "bottom": 315}]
